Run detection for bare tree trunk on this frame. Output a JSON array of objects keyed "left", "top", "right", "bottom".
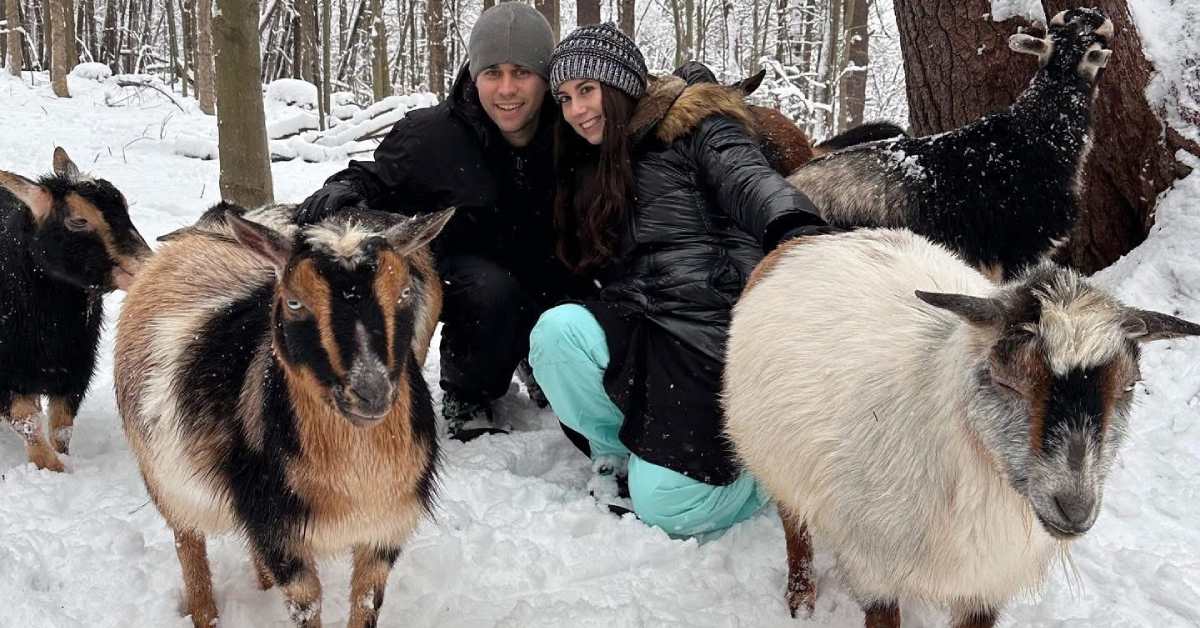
[
  {"left": 577, "top": 0, "right": 599, "bottom": 25},
  {"left": 836, "top": 0, "right": 868, "bottom": 131},
  {"left": 181, "top": 0, "right": 192, "bottom": 96},
  {"left": 534, "top": 0, "right": 558, "bottom": 41},
  {"left": 166, "top": 0, "right": 178, "bottom": 87},
  {"left": 370, "top": 0, "right": 388, "bottom": 100},
  {"left": 425, "top": 0, "right": 445, "bottom": 97},
  {"left": 62, "top": 0, "right": 75, "bottom": 68},
  {"left": 79, "top": 0, "right": 96, "bottom": 61},
  {"left": 212, "top": 0, "right": 274, "bottom": 207},
  {"left": 816, "top": 0, "right": 840, "bottom": 136},
  {"left": 319, "top": 0, "right": 330, "bottom": 129},
  {"left": 195, "top": 0, "right": 215, "bottom": 114},
  {"left": 1, "top": 0, "right": 8, "bottom": 70},
  {"left": 4, "top": 0, "right": 21, "bottom": 74},
  {"left": 49, "top": 0, "right": 70, "bottom": 95},
  {"left": 482, "top": 0, "right": 493, "bottom": 9},
  {"left": 296, "top": 0, "right": 317, "bottom": 83},
  {"left": 894, "top": 0, "right": 1196, "bottom": 273},
  {"left": 618, "top": 0, "right": 634, "bottom": 37}
]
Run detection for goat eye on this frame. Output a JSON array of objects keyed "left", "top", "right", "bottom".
[
  {"left": 398, "top": 287, "right": 412, "bottom": 302},
  {"left": 65, "top": 217, "right": 90, "bottom": 231},
  {"left": 285, "top": 298, "right": 305, "bottom": 311}
]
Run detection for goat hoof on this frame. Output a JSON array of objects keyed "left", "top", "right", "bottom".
[
  {"left": 52, "top": 427, "right": 72, "bottom": 454},
  {"left": 29, "top": 448, "right": 66, "bottom": 473},
  {"left": 787, "top": 582, "right": 816, "bottom": 619}
]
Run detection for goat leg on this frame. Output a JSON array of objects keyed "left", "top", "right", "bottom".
[
  {"left": 952, "top": 606, "right": 999, "bottom": 628},
  {"left": 781, "top": 505, "right": 816, "bottom": 618},
  {"left": 6, "top": 396, "right": 64, "bottom": 472},
  {"left": 348, "top": 544, "right": 401, "bottom": 628},
  {"left": 48, "top": 395, "right": 80, "bottom": 455},
  {"left": 174, "top": 528, "right": 219, "bottom": 628},
  {"left": 863, "top": 600, "right": 901, "bottom": 628},
  {"left": 260, "top": 543, "right": 322, "bottom": 628}
]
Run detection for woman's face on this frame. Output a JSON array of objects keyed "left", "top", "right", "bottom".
[{"left": 556, "top": 79, "right": 605, "bottom": 145}]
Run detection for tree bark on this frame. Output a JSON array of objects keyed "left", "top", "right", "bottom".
[
  {"left": 63, "top": 0, "right": 75, "bottom": 69},
  {"left": 817, "top": 0, "right": 841, "bottom": 136},
  {"left": 369, "top": 0, "right": 389, "bottom": 100},
  {"left": 618, "top": 0, "right": 634, "bottom": 37},
  {"left": 320, "top": 0, "right": 330, "bottom": 129},
  {"left": 212, "top": 0, "right": 274, "bottom": 207},
  {"left": 4, "top": 0, "right": 21, "bottom": 75},
  {"left": 837, "top": 0, "right": 868, "bottom": 131},
  {"left": 534, "top": 0, "right": 558, "bottom": 41},
  {"left": 577, "top": 0, "right": 600, "bottom": 26},
  {"left": 166, "top": 0, "right": 178, "bottom": 87},
  {"left": 425, "top": 0, "right": 446, "bottom": 96},
  {"left": 49, "top": 0, "right": 70, "bottom": 96},
  {"left": 296, "top": 0, "right": 317, "bottom": 83},
  {"left": 181, "top": 0, "right": 192, "bottom": 96},
  {"left": 195, "top": 0, "right": 215, "bottom": 114},
  {"left": 894, "top": 0, "right": 1193, "bottom": 273}
]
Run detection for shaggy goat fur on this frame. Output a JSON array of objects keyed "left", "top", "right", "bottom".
[
  {"left": 115, "top": 205, "right": 451, "bottom": 628},
  {"left": 725, "top": 228, "right": 1200, "bottom": 627},
  {"left": 787, "top": 9, "right": 1115, "bottom": 280},
  {"left": 0, "top": 148, "right": 151, "bottom": 471}
]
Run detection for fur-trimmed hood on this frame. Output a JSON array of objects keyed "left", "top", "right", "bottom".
[{"left": 627, "top": 75, "right": 758, "bottom": 146}]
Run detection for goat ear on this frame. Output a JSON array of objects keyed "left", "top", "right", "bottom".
[
  {"left": 1122, "top": 308, "right": 1200, "bottom": 343},
  {"left": 915, "top": 290, "right": 1005, "bottom": 326},
  {"left": 53, "top": 147, "right": 81, "bottom": 180},
  {"left": 385, "top": 208, "right": 456, "bottom": 257},
  {"left": 227, "top": 211, "right": 292, "bottom": 273},
  {"left": 737, "top": 70, "right": 766, "bottom": 96},
  {"left": 0, "top": 170, "right": 54, "bottom": 221},
  {"left": 1009, "top": 33, "right": 1051, "bottom": 58}
]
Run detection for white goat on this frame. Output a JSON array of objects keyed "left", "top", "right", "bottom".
[{"left": 724, "top": 228, "right": 1200, "bottom": 628}]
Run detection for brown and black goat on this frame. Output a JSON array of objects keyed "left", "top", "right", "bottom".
[
  {"left": 114, "top": 205, "right": 452, "bottom": 627},
  {"left": 788, "top": 8, "right": 1114, "bottom": 281},
  {"left": 0, "top": 147, "right": 151, "bottom": 471}
]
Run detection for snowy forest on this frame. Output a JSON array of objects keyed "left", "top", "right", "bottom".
[{"left": 2, "top": 0, "right": 1200, "bottom": 626}]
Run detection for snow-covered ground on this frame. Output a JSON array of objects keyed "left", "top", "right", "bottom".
[{"left": 2, "top": 66, "right": 1199, "bottom": 628}]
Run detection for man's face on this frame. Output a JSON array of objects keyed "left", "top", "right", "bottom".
[{"left": 475, "top": 63, "right": 547, "bottom": 147}]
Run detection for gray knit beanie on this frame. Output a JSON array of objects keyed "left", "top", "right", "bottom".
[
  {"left": 468, "top": 2, "right": 555, "bottom": 80},
  {"left": 549, "top": 22, "right": 648, "bottom": 98}
]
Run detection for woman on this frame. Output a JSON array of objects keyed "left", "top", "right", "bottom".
[{"left": 529, "top": 23, "right": 829, "bottom": 538}]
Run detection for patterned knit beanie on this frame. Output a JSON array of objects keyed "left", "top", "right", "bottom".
[{"left": 549, "top": 22, "right": 648, "bottom": 98}]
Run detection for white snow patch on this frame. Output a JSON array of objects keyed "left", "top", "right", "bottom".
[
  {"left": 70, "top": 62, "right": 113, "bottom": 81},
  {"left": 989, "top": 0, "right": 1047, "bottom": 25},
  {"left": 266, "top": 79, "right": 318, "bottom": 109}
]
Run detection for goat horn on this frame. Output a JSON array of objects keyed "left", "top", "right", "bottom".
[
  {"left": 1050, "top": 10, "right": 1068, "bottom": 26},
  {"left": 1095, "top": 18, "right": 1114, "bottom": 39}
]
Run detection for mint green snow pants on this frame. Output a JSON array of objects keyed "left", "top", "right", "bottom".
[{"left": 529, "top": 303, "right": 769, "bottom": 539}]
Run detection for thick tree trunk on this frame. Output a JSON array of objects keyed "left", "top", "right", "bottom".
[
  {"left": 4, "top": 0, "right": 21, "bottom": 75},
  {"left": 296, "top": 0, "right": 317, "bottom": 83},
  {"left": 618, "top": 0, "right": 634, "bottom": 37},
  {"left": 195, "top": 0, "right": 215, "bottom": 114},
  {"left": 837, "top": 0, "right": 868, "bottom": 131},
  {"left": 49, "top": 0, "right": 70, "bottom": 96},
  {"left": 63, "top": 0, "right": 75, "bottom": 68},
  {"left": 212, "top": 0, "right": 273, "bottom": 207},
  {"left": 425, "top": 0, "right": 445, "bottom": 96},
  {"left": 534, "top": 0, "right": 558, "bottom": 41},
  {"left": 577, "top": 0, "right": 600, "bottom": 26},
  {"left": 370, "top": 0, "right": 388, "bottom": 100},
  {"left": 817, "top": 0, "right": 841, "bottom": 137},
  {"left": 894, "top": 0, "right": 1194, "bottom": 273}
]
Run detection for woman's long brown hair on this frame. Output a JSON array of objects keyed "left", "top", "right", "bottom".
[{"left": 553, "top": 84, "right": 638, "bottom": 275}]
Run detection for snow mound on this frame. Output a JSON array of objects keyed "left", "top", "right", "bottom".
[
  {"left": 70, "top": 62, "right": 113, "bottom": 81},
  {"left": 266, "top": 79, "right": 318, "bottom": 109}
]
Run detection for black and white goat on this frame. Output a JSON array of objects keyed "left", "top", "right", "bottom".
[
  {"left": 787, "top": 8, "right": 1114, "bottom": 280},
  {"left": 114, "top": 205, "right": 452, "bottom": 628},
  {"left": 0, "top": 148, "right": 151, "bottom": 471},
  {"left": 726, "top": 229, "right": 1200, "bottom": 627}
]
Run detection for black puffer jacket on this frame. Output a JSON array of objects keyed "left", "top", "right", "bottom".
[
  {"left": 587, "top": 76, "right": 823, "bottom": 485},
  {"left": 325, "top": 65, "right": 563, "bottom": 278}
]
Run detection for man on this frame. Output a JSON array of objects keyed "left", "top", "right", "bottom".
[{"left": 295, "top": 2, "right": 591, "bottom": 440}]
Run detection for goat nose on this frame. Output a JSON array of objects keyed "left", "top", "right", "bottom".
[
  {"left": 1053, "top": 492, "right": 1096, "bottom": 531},
  {"left": 349, "top": 375, "right": 393, "bottom": 415}
]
